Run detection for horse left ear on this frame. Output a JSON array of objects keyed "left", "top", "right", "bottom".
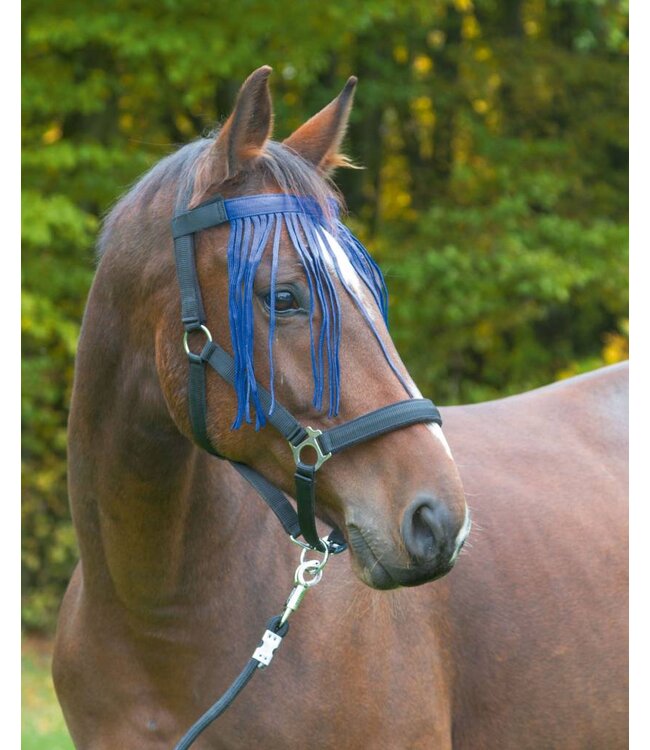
[
  {"left": 283, "top": 76, "right": 358, "bottom": 175},
  {"left": 191, "top": 66, "right": 274, "bottom": 206}
]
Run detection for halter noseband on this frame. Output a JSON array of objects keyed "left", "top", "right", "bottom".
[{"left": 171, "top": 191, "right": 442, "bottom": 552}]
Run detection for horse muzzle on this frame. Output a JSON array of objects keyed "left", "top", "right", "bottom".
[{"left": 347, "top": 500, "right": 471, "bottom": 590}]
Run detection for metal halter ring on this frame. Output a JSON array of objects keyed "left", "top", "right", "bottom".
[
  {"left": 295, "top": 560, "right": 324, "bottom": 588},
  {"left": 290, "top": 534, "right": 330, "bottom": 554},
  {"left": 290, "top": 426, "right": 332, "bottom": 471},
  {"left": 300, "top": 540, "right": 330, "bottom": 571},
  {"left": 183, "top": 324, "right": 212, "bottom": 355}
]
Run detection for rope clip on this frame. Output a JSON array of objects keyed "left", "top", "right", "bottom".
[{"left": 279, "top": 539, "right": 330, "bottom": 627}]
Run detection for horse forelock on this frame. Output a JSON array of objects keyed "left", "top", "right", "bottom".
[{"left": 258, "top": 140, "right": 344, "bottom": 221}]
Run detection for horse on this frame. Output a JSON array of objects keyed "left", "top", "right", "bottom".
[{"left": 53, "top": 67, "right": 628, "bottom": 749}]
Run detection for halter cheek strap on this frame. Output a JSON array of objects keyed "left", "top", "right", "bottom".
[{"left": 172, "top": 192, "right": 443, "bottom": 551}]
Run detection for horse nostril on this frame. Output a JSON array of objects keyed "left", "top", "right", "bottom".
[{"left": 401, "top": 496, "right": 454, "bottom": 564}]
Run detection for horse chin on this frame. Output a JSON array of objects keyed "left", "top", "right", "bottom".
[
  {"left": 359, "top": 559, "right": 402, "bottom": 590},
  {"left": 363, "top": 559, "right": 458, "bottom": 589}
]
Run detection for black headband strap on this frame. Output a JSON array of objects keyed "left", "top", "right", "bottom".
[{"left": 172, "top": 195, "right": 227, "bottom": 239}]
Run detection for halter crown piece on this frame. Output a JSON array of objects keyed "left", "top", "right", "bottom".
[{"left": 171, "top": 191, "right": 443, "bottom": 552}]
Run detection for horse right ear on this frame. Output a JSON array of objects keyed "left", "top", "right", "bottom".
[
  {"left": 283, "top": 76, "right": 358, "bottom": 176},
  {"left": 190, "top": 66, "right": 274, "bottom": 206}
]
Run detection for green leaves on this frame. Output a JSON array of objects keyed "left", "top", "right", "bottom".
[{"left": 22, "top": 191, "right": 97, "bottom": 250}]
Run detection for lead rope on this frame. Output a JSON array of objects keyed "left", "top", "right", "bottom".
[{"left": 173, "top": 541, "right": 330, "bottom": 750}]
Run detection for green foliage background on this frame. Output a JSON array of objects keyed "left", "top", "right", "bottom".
[{"left": 22, "top": 0, "right": 628, "bottom": 631}]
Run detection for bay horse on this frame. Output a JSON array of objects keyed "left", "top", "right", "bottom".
[{"left": 53, "top": 67, "right": 628, "bottom": 749}]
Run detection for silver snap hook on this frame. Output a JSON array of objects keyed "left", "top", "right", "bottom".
[{"left": 295, "top": 560, "right": 323, "bottom": 588}]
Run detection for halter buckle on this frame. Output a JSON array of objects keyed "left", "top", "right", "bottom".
[{"left": 290, "top": 426, "right": 332, "bottom": 471}]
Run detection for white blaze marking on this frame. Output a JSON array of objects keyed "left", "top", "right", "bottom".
[
  {"left": 427, "top": 422, "right": 454, "bottom": 460},
  {"left": 318, "top": 229, "right": 454, "bottom": 461},
  {"left": 318, "top": 229, "right": 378, "bottom": 321},
  {"left": 409, "top": 383, "right": 454, "bottom": 460}
]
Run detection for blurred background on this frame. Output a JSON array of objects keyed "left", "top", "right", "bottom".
[{"left": 22, "top": 0, "right": 628, "bottom": 742}]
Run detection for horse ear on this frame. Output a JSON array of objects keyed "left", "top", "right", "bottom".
[
  {"left": 191, "top": 66, "right": 274, "bottom": 206},
  {"left": 283, "top": 76, "right": 358, "bottom": 175}
]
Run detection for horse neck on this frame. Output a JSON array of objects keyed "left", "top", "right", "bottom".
[{"left": 67, "top": 242, "right": 242, "bottom": 624}]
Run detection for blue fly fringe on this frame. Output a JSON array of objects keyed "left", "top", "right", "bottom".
[{"left": 226, "top": 205, "right": 404, "bottom": 431}]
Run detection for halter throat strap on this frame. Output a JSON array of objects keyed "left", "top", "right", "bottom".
[{"left": 172, "top": 192, "right": 443, "bottom": 551}]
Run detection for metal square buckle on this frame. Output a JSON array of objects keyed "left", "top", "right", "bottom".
[{"left": 289, "top": 426, "right": 332, "bottom": 471}]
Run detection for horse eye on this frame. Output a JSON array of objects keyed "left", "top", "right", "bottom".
[{"left": 264, "top": 289, "right": 299, "bottom": 314}]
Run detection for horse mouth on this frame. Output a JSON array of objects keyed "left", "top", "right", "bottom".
[{"left": 346, "top": 524, "right": 401, "bottom": 590}]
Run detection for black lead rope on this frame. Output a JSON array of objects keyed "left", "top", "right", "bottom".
[
  {"left": 173, "top": 546, "right": 330, "bottom": 749},
  {"left": 174, "top": 660, "right": 258, "bottom": 750},
  {"left": 174, "top": 616, "right": 289, "bottom": 750}
]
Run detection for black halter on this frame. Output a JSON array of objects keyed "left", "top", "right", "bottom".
[{"left": 171, "top": 191, "right": 442, "bottom": 551}]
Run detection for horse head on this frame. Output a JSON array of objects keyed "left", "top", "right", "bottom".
[{"left": 149, "top": 67, "right": 469, "bottom": 588}]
